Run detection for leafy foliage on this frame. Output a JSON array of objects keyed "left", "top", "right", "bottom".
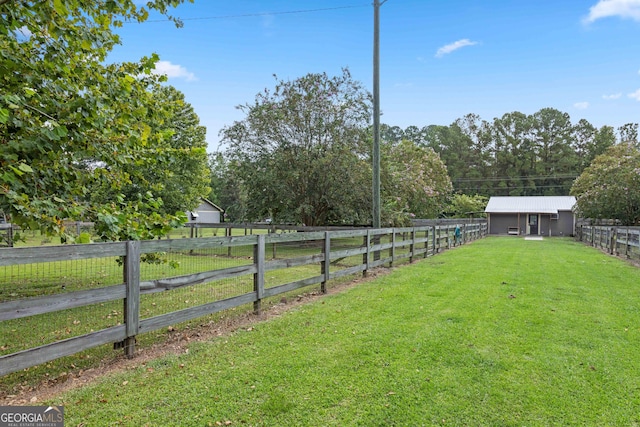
[
  {"left": 571, "top": 143, "right": 640, "bottom": 225},
  {"left": 0, "top": 0, "right": 191, "bottom": 239},
  {"left": 208, "top": 153, "right": 247, "bottom": 223},
  {"left": 381, "top": 140, "right": 452, "bottom": 225},
  {"left": 221, "top": 69, "right": 373, "bottom": 226},
  {"left": 90, "top": 85, "right": 211, "bottom": 217},
  {"left": 381, "top": 109, "right": 622, "bottom": 197},
  {"left": 446, "top": 194, "right": 488, "bottom": 218}
]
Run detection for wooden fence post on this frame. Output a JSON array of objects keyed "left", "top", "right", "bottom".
[
  {"left": 390, "top": 230, "right": 396, "bottom": 267},
  {"left": 253, "top": 235, "right": 265, "bottom": 315},
  {"left": 321, "top": 231, "right": 330, "bottom": 294},
  {"left": 432, "top": 226, "right": 437, "bottom": 254},
  {"left": 364, "top": 230, "right": 371, "bottom": 276},
  {"left": 124, "top": 240, "right": 140, "bottom": 358},
  {"left": 609, "top": 227, "right": 615, "bottom": 254},
  {"left": 409, "top": 228, "right": 415, "bottom": 263},
  {"left": 626, "top": 227, "right": 630, "bottom": 259}
]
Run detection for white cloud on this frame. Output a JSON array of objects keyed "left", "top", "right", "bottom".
[
  {"left": 574, "top": 101, "right": 590, "bottom": 109},
  {"left": 583, "top": 0, "right": 640, "bottom": 24},
  {"left": 628, "top": 88, "right": 640, "bottom": 100},
  {"left": 603, "top": 93, "right": 622, "bottom": 99},
  {"left": 152, "top": 60, "right": 197, "bottom": 82},
  {"left": 435, "top": 39, "right": 478, "bottom": 58}
]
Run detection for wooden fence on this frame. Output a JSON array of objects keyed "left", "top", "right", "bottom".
[
  {"left": 575, "top": 225, "right": 640, "bottom": 260},
  {"left": 0, "top": 224, "right": 486, "bottom": 377}
]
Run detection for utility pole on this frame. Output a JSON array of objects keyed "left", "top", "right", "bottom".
[{"left": 372, "top": 0, "right": 386, "bottom": 229}]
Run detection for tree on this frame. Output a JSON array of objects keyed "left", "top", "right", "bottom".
[
  {"left": 208, "top": 152, "right": 247, "bottom": 222},
  {"left": 618, "top": 123, "right": 639, "bottom": 145},
  {"left": 446, "top": 194, "right": 488, "bottom": 218},
  {"left": 530, "top": 108, "right": 578, "bottom": 195},
  {"left": 381, "top": 139, "right": 452, "bottom": 225},
  {"left": 92, "top": 86, "right": 211, "bottom": 216},
  {"left": 492, "top": 111, "right": 536, "bottom": 196},
  {"left": 1, "top": 0, "right": 190, "bottom": 239},
  {"left": 221, "top": 69, "right": 373, "bottom": 226},
  {"left": 571, "top": 143, "right": 640, "bottom": 225}
]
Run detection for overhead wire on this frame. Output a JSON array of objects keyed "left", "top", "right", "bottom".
[{"left": 138, "top": 4, "right": 371, "bottom": 24}]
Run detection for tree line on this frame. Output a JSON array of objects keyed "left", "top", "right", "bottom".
[{"left": 379, "top": 112, "right": 638, "bottom": 198}]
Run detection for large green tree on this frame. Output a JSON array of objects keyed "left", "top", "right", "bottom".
[
  {"left": 221, "top": 69, "right": 373, "bottom": 226},
  {"left": 530, "top": 108, "right": 578, "bottom": 195},
  {"left": 208, "top": 152, "right": 246, "bottom": 222},
  {"left": 571, "top": 143, "right": 640, "bottom": 225},
  {"left": 0, "top": 0, "right": 191, "bottom": 239},
  {"left": 92, "top": 85, "right": 211, "bottom": 217},
  {"left": 381, "top": 139, "right": 452, "bottom": 225}
]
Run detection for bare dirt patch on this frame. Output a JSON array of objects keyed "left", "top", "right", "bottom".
[{"left": 0, "top": 268, "right": 390, "bottom": 406}]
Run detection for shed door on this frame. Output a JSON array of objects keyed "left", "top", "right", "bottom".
[{"left": 528, "top": 214, "right": 539, "bottom": 235}]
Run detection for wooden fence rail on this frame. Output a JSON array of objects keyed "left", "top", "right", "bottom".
[
  {"left": 575, "top": 225, "right": 640, "bottom": 260},
  {"left": 0, "top": 224, "right": 486, "bottom": 377}
]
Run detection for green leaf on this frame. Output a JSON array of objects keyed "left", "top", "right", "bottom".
[
  {"left": 18, "top": 163, "right": 34, "bottom": 173},
  {"left": 0, "top": 108, "right": 8, "bottom": 124},
  {"left": 53, "top": 0, "right": 68, "bottom": 16}
]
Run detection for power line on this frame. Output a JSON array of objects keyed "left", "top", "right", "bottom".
[
  {"left": 139, "top": 4, "right": 370, "bottom": 24},
  {"left": 453, "top": 174, "right": 578, "bottom": 183}
]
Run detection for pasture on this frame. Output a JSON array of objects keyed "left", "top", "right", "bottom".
[{"left": 42, "top": 237, "right": 640, "bottom": 426}]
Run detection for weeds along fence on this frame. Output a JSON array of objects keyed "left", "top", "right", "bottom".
[
  {"left": 0, "top": 224, "right": 486, "bottom": 377},
  {"left": 575, "top": 225, "right": 640, "bottom": 261}
]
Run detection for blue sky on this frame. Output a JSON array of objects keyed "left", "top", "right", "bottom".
[{"left": 109, "top": 0, "right": 640, "bottom": 151}]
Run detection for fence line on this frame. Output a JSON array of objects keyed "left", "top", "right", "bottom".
[
  {"left": 0, "top": 224, "right": 486, "bottom": 377},
  {"left": 575, "top": 225, "right": 640, "bottom": 261}
]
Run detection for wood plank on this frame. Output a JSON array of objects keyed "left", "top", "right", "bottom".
[
  {"left": 329, "top": 264, "right": 367, "bottom": 280},
  {"left": 370, "top": 257, "right": 392, "bottom": 268},
  {"left": 0, "top": 242, "right": 126, "bottom": 266},
  {"left": 328, "top": 247, "right": 368, "bottom": 260},
  {"left": 262, "top": 275, "right": 324, "bottom": 298},
  {"left": 0, "top": 325, "right": 126, "bottom": 377},
  {"left": 125, "top": 241, "right": 141, "bottom": 350},
  {"left": 254, "top": 235, "right": 265, "bottom": 313},
  {"left": 139, "top": 293, "right": 257, "bottom": 332},
  {"left": 140, "top": 235, "right": 258, "bottom": 253},
  {"left": 328, "top": 229, "right": 369, "bottom": 239},
  {"left": 139, "top": 264, "right": 256, "bottom": 292},
  {"left": 264, "top": 231, "right": 326, "bottom": 244},
  {"left": 0, "top": 284, "right": 126, "bottom": 321},
  {"left": 369, "top": 228, "right": 394, "bottom": 236},
  {"left": 265, "top": 253, "right": 325, "bottom": 271}
]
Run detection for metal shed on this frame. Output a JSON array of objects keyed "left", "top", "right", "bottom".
[
  {"left": 186, "top": 198, "right": 224, "bottom": 224},
  {"left": 485, "top": 196, "right": 576, "bottom": 236}
]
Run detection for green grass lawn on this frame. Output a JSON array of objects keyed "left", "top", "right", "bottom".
[{"left": 46, "top": 237, "right": 640, "bottom": 425}]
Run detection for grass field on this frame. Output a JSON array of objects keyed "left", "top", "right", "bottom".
[{"left": 37, "top": 237, "right": 640, "bottom": 425}]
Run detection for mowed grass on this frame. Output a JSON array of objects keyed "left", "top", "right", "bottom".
[{"left": 52, "top": 237, "right": 640, "bottom": 426}]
